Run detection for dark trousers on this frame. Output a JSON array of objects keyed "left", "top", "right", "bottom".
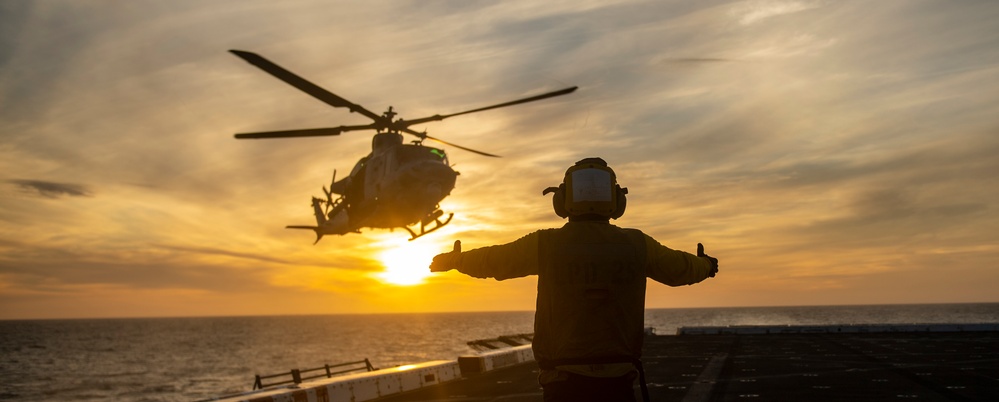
[{"left": 541, "top": 372, "right": 637, "bottom": 402}]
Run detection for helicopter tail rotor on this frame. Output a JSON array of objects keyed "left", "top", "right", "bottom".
[
  {"left": 322, "top": 170, "right": 337, "bottom": 208},
  {"left": 284, "top": 196, "right": 331, "bottom": 244}
]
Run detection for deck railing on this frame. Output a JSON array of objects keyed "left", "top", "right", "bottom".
[
  {"left": 252, "top": 358, "right": 376, "bottom": 390},
  {"left": 466, "top": 333, "right": 533, "bottom": 352}
]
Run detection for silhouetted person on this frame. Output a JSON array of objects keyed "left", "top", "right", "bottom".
[{"left": 430, "top": 157, "right": 718, "bottom": 402}]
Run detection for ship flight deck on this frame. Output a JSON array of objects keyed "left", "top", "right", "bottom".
[{"left": 213, "top": 324, "right": 999, "bottom": 402}]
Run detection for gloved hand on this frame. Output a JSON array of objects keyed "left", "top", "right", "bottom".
[
  {"left": 697, "top": 243, "right": 719, "bottom": 277},
  {"left": 430, "top": 240, "right": 462, "bottom": 272}
]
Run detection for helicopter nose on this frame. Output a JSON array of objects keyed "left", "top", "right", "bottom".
[{"left": 425, "top": 182, "right": 443, "bottom": 201}]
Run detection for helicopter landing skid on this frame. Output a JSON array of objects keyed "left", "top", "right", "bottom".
[{"left": 404, "top": 211, "right": 454, "bottom": 241}]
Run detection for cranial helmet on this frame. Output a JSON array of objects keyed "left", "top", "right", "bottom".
[{"left": 543, "top": 157, "right": 628, "bottom": 219}]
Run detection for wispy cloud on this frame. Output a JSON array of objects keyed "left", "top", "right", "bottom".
[
  {"left": 660, "top": 58, "right": 736, "bottom": 64},
  {"left": 730, "top": 0, "right": 823, "bottom": 25},
  {"left": 8, "top": 179, "right": 92, "bottom": 198},
  {"left": 159, "top": 245, "right": 293, "bottom": 265}
]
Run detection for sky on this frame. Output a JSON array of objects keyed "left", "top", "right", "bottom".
[{"left": 1, "top": 0, "right": 997, "bottom": 320}]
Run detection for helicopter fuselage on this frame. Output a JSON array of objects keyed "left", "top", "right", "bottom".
[
  {"left": 350, "top": 140, "right": 457, "bottom": 230},
  {"left": 303, "top": 135, "right": 458, "bottom": 241}
]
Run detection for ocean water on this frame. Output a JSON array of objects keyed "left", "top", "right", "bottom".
[{"left": 1, "top": 304, "right": 997, "bottom": 401}]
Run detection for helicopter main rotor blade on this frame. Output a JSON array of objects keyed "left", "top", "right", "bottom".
[
  {"left": 235, "top": 124, "right": 378, "bottom": 139},
  {"left": 400, "top": 127, "right": 500, "bottom": 157},
  {"left": 229, "top": 50, "right": 384, "bottom": 122},
  {"left": 399, "top": 86, "right": 578, "bottom": 127},
  {"left": 426, "top": 135, "right": 501, "bottom": 157}
]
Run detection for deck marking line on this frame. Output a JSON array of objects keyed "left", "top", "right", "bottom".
[{"left": 682, "top": 353, "right": 728, "bottom": 402}]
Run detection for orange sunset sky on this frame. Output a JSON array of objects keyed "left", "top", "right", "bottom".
[{"left": 2, "top": 0, "right": 998, "bottom": 319}]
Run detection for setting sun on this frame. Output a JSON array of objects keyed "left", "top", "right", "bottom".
[{"left": 376, "top": 242, "right": 437, "bottom": 286}]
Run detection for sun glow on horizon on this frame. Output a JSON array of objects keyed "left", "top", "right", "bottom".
[{"left": 375, "top": 241, "right": 436, "bottom": 286}]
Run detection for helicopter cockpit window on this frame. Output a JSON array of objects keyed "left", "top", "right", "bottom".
[
  {"left": 429, "top": 147, "right": 449, "bottom": 165},
  {"left": 350, "top": 157, "right": 366, "bottom": 176},
  {"left": 397, "top": 145, "right": 448, "bottom": 166}
]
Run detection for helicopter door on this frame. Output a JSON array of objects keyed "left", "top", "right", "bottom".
[
  {"left": 363, "top": 148, "right": 399, "bottom": 202},
  {"left": 329, "top": 157, "right": 367, "bottom": 196}
]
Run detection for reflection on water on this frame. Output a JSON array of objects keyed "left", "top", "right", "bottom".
[{"left": 0, "top": 312, "right": 534, "bottom": 401}]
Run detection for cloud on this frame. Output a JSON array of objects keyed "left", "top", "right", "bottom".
[
  {"left": 659, "top": 57, "right": 736, "bottom": 64},
  {"left": 0, "top": 246, "right": 273, "bottom": 294},
  {"left": 7, "top": 179, "right": 92, "bottom": 198},
  {"left": 158, "top": 244, "right": 378, "bottom": 272},
  {"left": 160, "top": 245, "right": 294, "bottom": 265},
  {"left": 731, "top": 0, "right": 822, "bottom": 26},
  {"left": 0, "top": 2, "right": 32, "bottom": 67},
  {"left": 2, "top": 0, "right": 999, "bottom": 318}
]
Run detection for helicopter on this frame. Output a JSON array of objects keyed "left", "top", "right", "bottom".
[{"left": 230, "top": 50, "right": 577, "bottom": 243}]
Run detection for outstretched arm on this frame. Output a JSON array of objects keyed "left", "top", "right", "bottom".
[
  {"left": 645, "top": 236, "right": 718, "bottom": 286},
  {"left": 429, "top": 231, "right": 544, "bottom": 280}
]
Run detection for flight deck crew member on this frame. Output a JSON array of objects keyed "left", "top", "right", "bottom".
[{"left": 430, "top": 157, "right": 719, "bottom": 402}]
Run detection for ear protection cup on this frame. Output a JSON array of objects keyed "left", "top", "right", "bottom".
[
  {"left": 550, "top": 184, "right": 568, "bottom": 218},
  {"left": 609, "top": 186, "right": 628, "bottom": 219}
]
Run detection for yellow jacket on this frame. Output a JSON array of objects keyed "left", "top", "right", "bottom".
[{"left": 449, "top": 220, "right": 714, "bottom": 366}]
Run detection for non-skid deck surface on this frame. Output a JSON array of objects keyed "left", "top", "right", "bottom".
[{"left": 378, "top": 331, "right": 999, "bottom": 401}]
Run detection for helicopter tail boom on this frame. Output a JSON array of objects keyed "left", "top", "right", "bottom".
[
  {"left": 284, "top": 196, "right": 354, "bottom": 244},
  {"left": 286, "top": 225, "right": 324, "bottom": 245}
]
